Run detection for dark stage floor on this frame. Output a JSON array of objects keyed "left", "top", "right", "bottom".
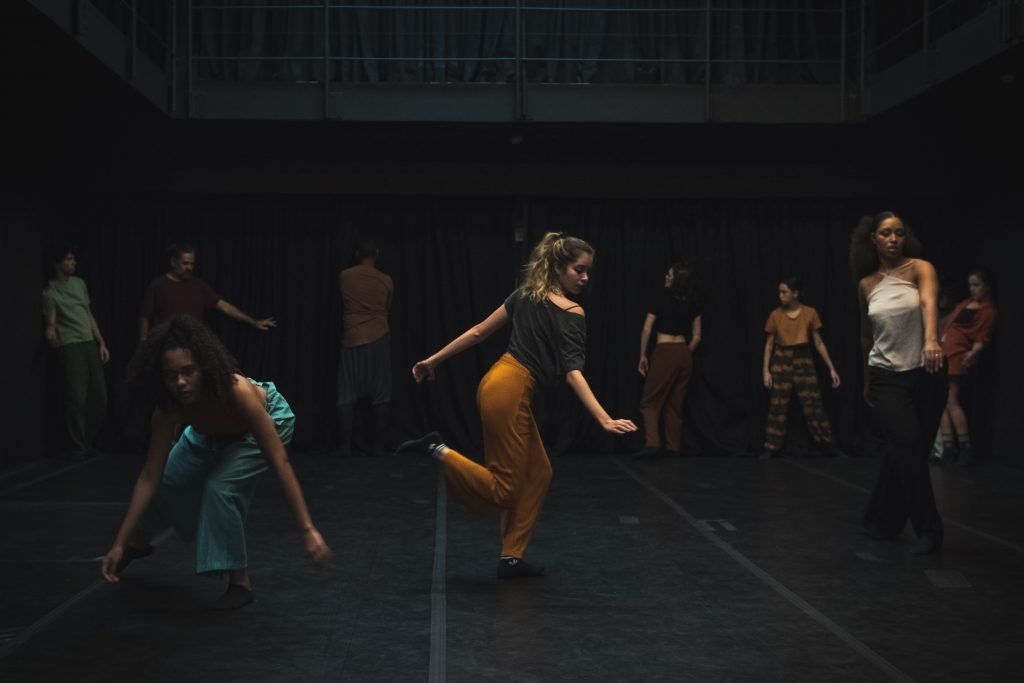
[{"left": 1, "top": 451, "right": 1022, "bottom": 682}]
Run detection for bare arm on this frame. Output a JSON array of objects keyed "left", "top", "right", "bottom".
[
  {"left": 762, "top": 333, "right": 775, "bottom": 388},
  {"left": 236, "top": 385, "right": 332, "bottom": 567},
  {"left": 857, "top": 280, "right": 874, "bottom": 403},
  {"left": 43, "top": 305, "right": 59, "bottom": 348},
  {"left": 100, "top": 410, "right": 176, "bottom": 582},
  {"left": 412, "top": 304, "right": 509, "bottom": 382},
  {"left": 216, "top": 299, "right": 278, "bottom": 331},
  {"left": 90, "top": 313, "right": 110, "bottom": 364},
  {"left": 565, "top": 370, "right": 637, "bottom": 434},
  {"left": 811, "top": 329, "right": 840, "bottom": 388},
  {"left": 689, "top": 315, "right": 702, "bottom": 353},
  {"left": 915, "top": 260, "right": 943, "bottom": 373},
  {"left": 638, "top": 313, "right": 656, "bottom": 376}
]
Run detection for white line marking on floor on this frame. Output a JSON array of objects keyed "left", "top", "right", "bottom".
[
  {"left": 0, "top": 528, "right": 173, "bottom": 660},
  {"left": 0, "top": 455, "right": 111, "bottom": 498},
  {"left": 613, "top": 457, "right": 915, "bottom": 683},
  {"left": 855, "top": 551, "right": 884, "bottom": 563},
  {"left": 429, "top": 468, "right": 447, "bottom": 683}
]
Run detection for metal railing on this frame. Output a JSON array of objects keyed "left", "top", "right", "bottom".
[
  {"left": 867, "top": 0, "right": 1003, "bottom": 72},
  {"left": 75, "top": 0, "right": 1011, "bottom": 119}
]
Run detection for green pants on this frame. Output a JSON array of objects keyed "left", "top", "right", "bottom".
[
  {"left": 58, "top": 341, "right": 107, "bottom": 451},
  {"left": 146, "top": 381, "right": 295, "bottom": 575}
]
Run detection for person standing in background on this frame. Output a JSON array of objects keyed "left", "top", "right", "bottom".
[
  {"left": 139, "top": 242, "right": 277, "bottom": 342},
  {"left": 337, "top": 234, "right": 394, "bottom": 457},
  {"left": 42, "top": 247, "right": 110, "bottom": 460}
]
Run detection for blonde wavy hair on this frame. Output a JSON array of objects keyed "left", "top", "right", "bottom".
[{"left": 520, "top": 232, "right": 594, "bottom": 302}]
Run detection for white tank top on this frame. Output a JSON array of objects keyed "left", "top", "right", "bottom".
[{"left": 867, "top": 265, "right": 923, "bottom": 372}]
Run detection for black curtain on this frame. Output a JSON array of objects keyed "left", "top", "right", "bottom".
[
  {"left": 192, "top": 0, "right": 842, "bottom": 85},
  {"left": 40, "top": 193, "right": 976, "bottom": 461}
]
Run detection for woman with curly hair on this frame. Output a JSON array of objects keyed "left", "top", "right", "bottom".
[
  {"left": 852, "top": 212, "right": 947, "bottom": 555},
  {"left": 936, "top": 268, "right": 997, "bottom": 466},
  {"left": 100, "top": 315, "right": 332, "bottom": 609},
  {"left": 398, "top": 232, "right": 636, "bottom": 578},
  {"left": 635, "top": 262, "right": 702, "bottom": 457}
]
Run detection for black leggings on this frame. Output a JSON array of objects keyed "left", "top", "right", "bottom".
[{"left": 863, "top": 366, "right": 948, "bottom": 538}]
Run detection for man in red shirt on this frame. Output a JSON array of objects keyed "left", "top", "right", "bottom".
[{"left": 139, "top": 243, "right": 277, "bottom": 341}]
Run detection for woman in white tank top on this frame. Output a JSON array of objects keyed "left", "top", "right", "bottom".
[{"left": 850, "top": 212, "right": 947, "bottom": 555}]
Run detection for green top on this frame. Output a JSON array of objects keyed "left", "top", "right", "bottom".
[{"left": 42, "top": 276, "right": 95, "bottom": 346}]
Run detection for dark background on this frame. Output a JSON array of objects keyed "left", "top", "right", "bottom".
[{"left": 2, "top": 4, "right": 1021, "bottom": 472}]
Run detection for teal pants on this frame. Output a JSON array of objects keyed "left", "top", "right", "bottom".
[
  {"left": 146, "top": 381, "right": 295, "bottom": 575},
  {"left": 58, "top": 341, "right": 107, "bottom": 451}
]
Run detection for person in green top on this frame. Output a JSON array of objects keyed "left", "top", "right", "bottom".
[{"left": 42, "top": 247, "right": 110, "bottom": 459}]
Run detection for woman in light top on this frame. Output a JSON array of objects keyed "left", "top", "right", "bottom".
[
  {"left": 760, "top": 276, "right": 840, "bottom": 458},
  {"left": 851, "top": 211, "right": 947, "bottom": 555},
  {"left": 635, "top": 262, "right": 702, "bottom": 457},
  {"left": 936, "top": 268, "right": 997, "bottom": 466},
  {"left": 398, "top": 232, "right": 637, "bottom": 578}
]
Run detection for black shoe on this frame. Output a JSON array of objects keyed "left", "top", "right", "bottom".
[
  {"left": 65, "top": 449, "right": 90, "bottom": 462},
  {"left": 395, "top": 431, "right": 444, "bottom": 457},
  {"left": 929, "top": 450, "right": 945, "bottom": 466},
  {"left": 759, "top": 449, "right": 780, "bottom": 460},
  {"left": 908, "top": 532, "right": 943, "bottom": 555},
  {"left": 860, "top": 523, "right": 901, "bottom": 540},
  {"left": 818, "top": 443, "right": 845, "bottom": 458},
  {"left": 629, "top": 446, "right": 660, "bottom": 459},
  {"left": 497, "top": 557, "right": 545, "bottom": 579},
  {"left": 957, "top": 443, "right": 974, "bottom": 467},
  {"left": 211, "top": 583, "right": 254, "bottom": 610},
  {"left": 941, "top": 446, "right": 958, "bottom": 465},
  {"left": 115, "top": 545, "right": 155, "bottom": 574}
]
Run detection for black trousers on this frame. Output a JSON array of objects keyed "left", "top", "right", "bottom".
[{"left": 863, "top": 365, "right": 947, "bottom": 538}]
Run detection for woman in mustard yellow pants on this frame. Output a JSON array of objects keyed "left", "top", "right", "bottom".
[{"left": 399, "top": 232, "right": 637, "bottom": 578}]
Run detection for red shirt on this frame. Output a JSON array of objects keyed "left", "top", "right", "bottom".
[{"left": 141, "top": 275, "right": 220, "bottom": 326}]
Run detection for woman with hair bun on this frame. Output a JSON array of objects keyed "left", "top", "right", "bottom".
[
  {"left": 852, "top": 211, "right": 947, "bottom": 555},
  {"left": 399, "top": 232, "right": 636, "bottom": 578}
]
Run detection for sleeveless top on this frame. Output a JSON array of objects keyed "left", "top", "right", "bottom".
[{"left": 866, "top": 261, "right": 923, "bottom": 372}]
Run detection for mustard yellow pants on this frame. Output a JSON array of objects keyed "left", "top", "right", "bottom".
[{"left": 440, "top": 353, "right": 552, "bottom": 559}]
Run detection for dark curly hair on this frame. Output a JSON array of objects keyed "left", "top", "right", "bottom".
[
  {"left": 126, "top": 315, "right": 239, "bottom": 415},
  {"left": 849, "top": 211, "right": 923, "bottom": 281}
]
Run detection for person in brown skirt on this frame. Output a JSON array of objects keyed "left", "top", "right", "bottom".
[
  {"left": 761, "top": 276, "right": 841, "bottom": 458},
  {"left": 398, "top": 232, "right": 637, "bottom": 578},
  {"left": 635, "top": 262, "right": 702, "bottom": 457}
]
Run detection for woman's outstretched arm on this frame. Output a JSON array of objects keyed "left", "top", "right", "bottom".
[
  {"left": 238, "top": 384, "right": 333, "bottom": 568},
  {"left": 412, "top": 304, "right": 509, "bottom": 382},
  {"left": 811, "top": 329, "right": 841, "bottom": 388},
  {"left": 638, "top": 313, "right": 656, "bottom": 376},
  {"left": 566, "top": 370, "right": 637, "bottom": 434},
  {"left": 100, "top": 410, "right": 176, "bottom": 582}
]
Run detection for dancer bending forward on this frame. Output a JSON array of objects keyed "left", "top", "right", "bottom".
[
  {"left": 400, "top": 232, "right": 636, "bottom": 578},
  {"left": 101, "top": 315, "right": 332, "bottom": 609}
]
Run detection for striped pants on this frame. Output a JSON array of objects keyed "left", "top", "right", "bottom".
[{"left": 764, "top": 344, "right": 832, "bottom": 451}]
